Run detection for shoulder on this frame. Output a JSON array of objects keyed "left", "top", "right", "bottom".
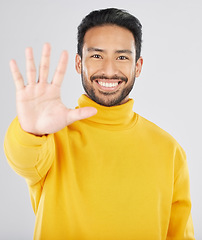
[
  {"left": 135, "top": 114, "right": 187, "bottom": 171},
  {"left": 136, "top": 114, "right": 184, "bottom": 152}
]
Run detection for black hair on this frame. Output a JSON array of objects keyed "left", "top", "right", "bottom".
[{"left": 77, "top": 8, "right": 142, "bottom": 61}]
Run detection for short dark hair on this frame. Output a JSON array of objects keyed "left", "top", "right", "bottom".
[{"left": 77, "top": 8, "right": 142, "bottom": 61}]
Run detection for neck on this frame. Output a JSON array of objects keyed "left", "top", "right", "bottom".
[{"left": 77, "top": 94, "right": 137, "bottom": 130}]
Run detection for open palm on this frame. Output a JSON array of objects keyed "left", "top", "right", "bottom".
[{"left": 10, "top": 43, "right": 97, "bottom": 136}]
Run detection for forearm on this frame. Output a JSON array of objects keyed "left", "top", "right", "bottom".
[
  {"left": 4, "top": 117, "right": 55, "bottom": 185},
  {"left": 167, "top": 146, "right": 195, "bottom": 239}
]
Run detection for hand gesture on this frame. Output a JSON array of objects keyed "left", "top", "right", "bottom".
[{"left": 9, "top": 43, "right": 97, "bottom": 136}]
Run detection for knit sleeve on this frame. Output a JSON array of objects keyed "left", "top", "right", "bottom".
[
  {"left": 166, "top": 145, "right": 195, "bottom": 240},
  {"left": 4, "top": 117, "right": 55, "bottom": 186}
]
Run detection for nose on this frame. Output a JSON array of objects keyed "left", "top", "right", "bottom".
[{"left": 101, "top": 58, "right": 118, "bottom": 77}]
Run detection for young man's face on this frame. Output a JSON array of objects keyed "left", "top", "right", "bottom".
[{"left": 75, "top": 25, "right": 143, "bottom": 106}]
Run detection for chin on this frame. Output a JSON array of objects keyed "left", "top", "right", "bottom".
[{"left": 90, "top": 92, "right": 128, "bottom": 107}]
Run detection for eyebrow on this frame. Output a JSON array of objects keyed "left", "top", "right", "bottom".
[
  {"left": 115, "top": 49, "right": 133, "bottom": 54},
  {"left": 87, "top": 47, "right": 105, "bottom": 52},
  {"left": 87, "top": 47, "right": 133, "bottom": 54}
]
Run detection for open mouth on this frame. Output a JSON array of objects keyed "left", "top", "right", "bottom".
[
  {"left": 94, "top": 80, "right": 123, "bottom": 91},
  {"left": 97, "top": 80, "right": 122, "bottom": 87}
]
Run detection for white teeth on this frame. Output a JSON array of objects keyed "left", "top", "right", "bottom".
[{"left": 98, "top": 81, "right": 118, "bottom": 87}]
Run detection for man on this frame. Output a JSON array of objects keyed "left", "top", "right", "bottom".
[{"left": 4, "top": 8, "right": 195, "bottom": 239}]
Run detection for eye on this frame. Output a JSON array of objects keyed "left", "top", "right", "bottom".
[
  {"left": 91, "top": 54, "right": 102, "bottom": 59},
  {"left": 117, "top": 56, "right": 129, "bottom": 60}
]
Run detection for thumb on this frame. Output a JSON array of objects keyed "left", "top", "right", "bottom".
[{"left": 66, "top": 107, "right": 97, "bottom": 125}]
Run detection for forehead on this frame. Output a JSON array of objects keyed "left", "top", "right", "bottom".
[{"left": 83, "top": 25, "right": 135, "bottom": 51}]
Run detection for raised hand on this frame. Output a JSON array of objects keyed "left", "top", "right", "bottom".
[{"left": 9, "top": 43, "right": 97, "bottom": 136}]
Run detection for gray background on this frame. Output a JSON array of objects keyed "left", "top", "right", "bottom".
[{"left": 1, "top": 0, "right": 201, "bottom": 239}]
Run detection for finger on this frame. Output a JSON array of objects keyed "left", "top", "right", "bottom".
[
  {"left": 25, "top": 47, "right": 36, "bottom": 85},
  {"left": 39, "top": 43, "right": 51, "bottom": 83},
  {"left": 52, "top": 50, "right": 68, "bottom": 87},
  {"left": 9, "top": 59, "right": 25, "bottom": 90},
  {"left": 66, "top": 107, "right": 97, "bottom": 125}
]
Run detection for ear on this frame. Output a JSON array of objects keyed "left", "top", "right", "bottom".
[
  {"left": 135, "top": 57, "right": 143, "bottom": 78},
  {"left": 75, "top": 54, "right": 82, "bottom": 74}
]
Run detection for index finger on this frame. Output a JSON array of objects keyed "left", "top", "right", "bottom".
[{"left": 52, "top": 50, "right": 68, "bottom": 87}]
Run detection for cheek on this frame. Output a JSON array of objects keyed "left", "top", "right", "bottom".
[
  {"left": 128, "top": 63, "right": 136, "bottom": 78},
  {"left": 130, "top": 68, "right": 136, "bottom": 78},
  {"left": 82, "top": 60, "right": 101, "bottom": 78},
  {"left": 119, "top": 65, "right": 135, "bottom": 79},
  {"left": 81, "top": 60, "right": 90, "bottom": 78}
]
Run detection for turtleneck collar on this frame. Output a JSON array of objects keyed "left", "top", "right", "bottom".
[{"left": 77, "top": 94, "right": 137, "bottom": 130}]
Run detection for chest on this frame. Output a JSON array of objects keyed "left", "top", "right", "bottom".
[{"left": 40, "top": 127, "right": 174, "bottom": 239}]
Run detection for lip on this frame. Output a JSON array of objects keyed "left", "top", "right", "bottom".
[{"left": 94, "top": 79, "right": 124, "bottom": 92}]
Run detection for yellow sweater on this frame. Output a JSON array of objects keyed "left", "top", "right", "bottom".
[{"left": 4, "top": 95, "right": 194, "bottom": 240}]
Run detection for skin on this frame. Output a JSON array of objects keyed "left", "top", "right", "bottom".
[
  {"left": 75, "top": 25, "right": 143, "bottom": 106},
  {"left": 9, "top": 44, "right": 97, "bottom": 136},
  {"left": 9, "top": 25, "right": 143, "bottom": 136}
]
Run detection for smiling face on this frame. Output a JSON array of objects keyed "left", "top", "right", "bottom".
[{"left": 75, "top": 25, "right": 143, "bottom": 106}]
